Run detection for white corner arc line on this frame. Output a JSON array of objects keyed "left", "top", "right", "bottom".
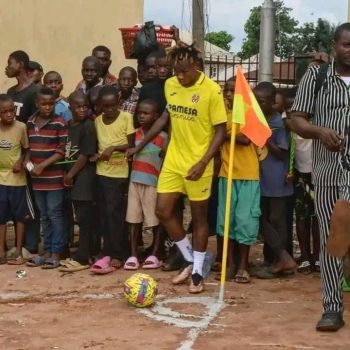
[{"left": 137, "top": 296, "right": 225, "bottom": 350}]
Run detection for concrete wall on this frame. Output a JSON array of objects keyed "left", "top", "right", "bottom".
[{"left": 0, "top": 0, "right": 143, "bottom": 94}]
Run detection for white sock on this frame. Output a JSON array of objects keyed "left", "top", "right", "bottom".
[
  {"left": 175, "top": 236, "right": 193, "bottom": 262},
  {"left": 192, "top": 251, "right": 206, "bottom": 276}
]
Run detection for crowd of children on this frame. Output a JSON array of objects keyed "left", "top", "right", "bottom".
[{"left": 0, "top": 43, "right": 319, "bottom": 292}]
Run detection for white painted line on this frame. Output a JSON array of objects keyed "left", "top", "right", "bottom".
[
  {"left": 249, "top": 344, "right": 315, "bottom": 349},
  {"left": 137, "top": 296, "right": 225, "bottom": 350}
]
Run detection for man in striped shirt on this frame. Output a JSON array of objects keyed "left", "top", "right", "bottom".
[
  {"left": 291, "top": 23, "right": 350, "bottom": 332},
  {"left": 27, "top": 87, "right": 68, "bottom": 268}
]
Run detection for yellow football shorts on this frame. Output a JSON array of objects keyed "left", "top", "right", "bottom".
[{"left": 157, "top": 168, "right": 212, "bottom": 201}]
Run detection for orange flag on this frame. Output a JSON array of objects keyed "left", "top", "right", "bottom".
[{"left": 233, "top": 66, "right": 272, "bottom": 148}]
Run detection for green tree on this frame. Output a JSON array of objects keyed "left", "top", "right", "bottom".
[
  {"left": 205, "top": 31, "right": 234, "bottom": 51},
  {"left": 293, "top": 22, "right": 315, "bottom": 54},
  {"left": 313, "top": 18, "right": 335, "bottom": 54},
  {"left": 238, "top": 0, "right": 298, "bottom": 59},
  {"left": 291, "top": 19, "right": 335, "bottom": 55}
]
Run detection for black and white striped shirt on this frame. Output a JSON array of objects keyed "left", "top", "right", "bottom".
[{"left": 292, "top": 59, "right": 350, "bottom": 186}]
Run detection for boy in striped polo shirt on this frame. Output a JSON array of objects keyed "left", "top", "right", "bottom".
[
  {"left": 26, "top": 87, "right": 68, "bottom": 268},
  {"left": 125, "top": 99, "right": 168, "bottom": 270}
]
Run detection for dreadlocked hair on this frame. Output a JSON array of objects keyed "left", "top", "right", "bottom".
[{"left": 166, "top": 41, "right": 202, "bottom": 65}]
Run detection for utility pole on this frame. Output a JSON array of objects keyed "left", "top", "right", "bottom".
[
  {"left": 192, "top": 0, "right": 205, "bottom": 54},
  {"left": 258, "top": 0, "right": 275, "bottom": 83},
  {"left": 348, "top": 0, "right": 350, "bottom": 22}
]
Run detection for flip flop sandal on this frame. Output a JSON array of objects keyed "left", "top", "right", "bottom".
[
  {"left": 41, "top": 257, "right": 60, "bottom": 269},
  {"left": 7, "top": 255, "right": 25, "bottom": 265},
  {"left": 124, "top": 256, "right": 140, "bottom": 270},
  {"left": 58, "top": 259, "right": 89, "bottom": 272},
  {"left": 234, "top": 270, "right": 251, "bottom": 284},
  {"left": 59, "top": 259, "right": 72, "bottom": 268},
  {"left": 26, "top": 255, "right": 46, "bottom": 267},
  {"left": 90, "top": 256, "right": 116, "bottom": 274},
  {"left": 297, "top": 261, "right": 312, "bottom": 274},
  {"left": 0, "top": 256, "right": 7, "bottom": 265},
  {"left": 142, "top": 255, "right": 162, "bottom": 269}
]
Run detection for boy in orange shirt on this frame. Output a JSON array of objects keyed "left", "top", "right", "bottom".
[{"left": 216, "top": 78, "right": 261, "bottom": 283}]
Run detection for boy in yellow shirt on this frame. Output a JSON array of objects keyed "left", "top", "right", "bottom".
[
  {"left": 216, "top": 78, "right": 261, "bottom": 283},
  {"left": 128, "top": 42, "right": 227, "bottom": 293},
  {"left": 0, "top": 94, "right": 34, "bottom": 265},
  {"left": 92, "top": 86, "right": 135, "bottom": 273}
]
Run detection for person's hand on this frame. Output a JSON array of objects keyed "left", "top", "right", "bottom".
[
  {"left": 89, "top": 154, "right": 100, "bottom": 162},
  {"left": 318, "top": 127, "right": 342, "bottom": 152},
  {"left": 63, "top": 174, "right": 73, "bottom": 187},
  {"left": 12, "top": 159, "right": 23, "bottom": 173},
  {"left": 286, "top": 173, "right": 294, "bottom": 183},
  {"left": 236, "top": 134, "right": 251, "bottom": 146},
  {"left": 186, "top": 160, "right": 207, "bottom": 181},
  {"left": 100, "top": 146, "right": 115, "bottom": 161},
  {"left": 31, "top": 163, "right": 45, "bottom": 176},
  {"left": 126, "top": 147, "right": 139, "bottom": 161}
]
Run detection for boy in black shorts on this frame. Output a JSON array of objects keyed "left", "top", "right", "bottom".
[{"left": 0, "top": 94, "right": 34, "bottom": 265}]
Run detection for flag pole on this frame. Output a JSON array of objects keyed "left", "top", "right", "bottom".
[{"left": 219, "top": 121, "right": 237, "bottom": 303}]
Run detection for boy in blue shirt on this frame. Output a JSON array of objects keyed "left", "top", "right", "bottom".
[
  {"left": 254, "top": 82, "right": 296, "bottom": 276},
  {"left": 43, "top": 71, "right": 72, "bottom": 122}
]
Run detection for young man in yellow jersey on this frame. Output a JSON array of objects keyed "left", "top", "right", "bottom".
[
  {"left": 216, "top": 78, "right": 261, "bottom": 283},
  {"left": 128, "top": 42, "right": 227, "bottom": 293}
]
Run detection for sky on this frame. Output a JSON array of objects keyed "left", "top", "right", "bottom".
[{"left": 144, "top": 0, "right": 348, "bottom": 52}]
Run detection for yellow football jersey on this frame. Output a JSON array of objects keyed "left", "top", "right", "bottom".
[{"left": 164, "top": 72, "right": 227, "bottom": 177}]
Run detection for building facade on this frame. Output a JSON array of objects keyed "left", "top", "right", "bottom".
[{"left": 0, "top": 0, "right": 144, "bottom": 93}]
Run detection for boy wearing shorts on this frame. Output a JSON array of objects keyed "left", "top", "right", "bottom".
[
  {"left": 125, "top": 99, "right": 167, "bottom": 269},
  {"left": 0, "top": 94, "right": 34, "bottom": 265},
  {"left": 216, "top": 78, "right": 260, "bottom": 283}
]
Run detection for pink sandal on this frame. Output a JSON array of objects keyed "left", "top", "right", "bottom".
[
  {"left": 124, "top": 256, "right": 140, "bottom": 270},
  {"left": 90, "top": 256, "right": 116, "bottom": 274},
  {"left": 142, "top": 255, "right": 162, "bottom": 269}
]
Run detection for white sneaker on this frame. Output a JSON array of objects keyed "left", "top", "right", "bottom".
[{"left": 189, "top": 279, "right": 204, "bottom": 294}]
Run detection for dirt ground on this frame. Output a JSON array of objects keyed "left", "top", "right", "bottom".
[{"left": 0, "top": 231, "right": 349, "bottom": 350}]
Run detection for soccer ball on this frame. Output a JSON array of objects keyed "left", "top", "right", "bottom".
[{"left": 123, "top": 273, "right": 158, "bottom": 307}]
